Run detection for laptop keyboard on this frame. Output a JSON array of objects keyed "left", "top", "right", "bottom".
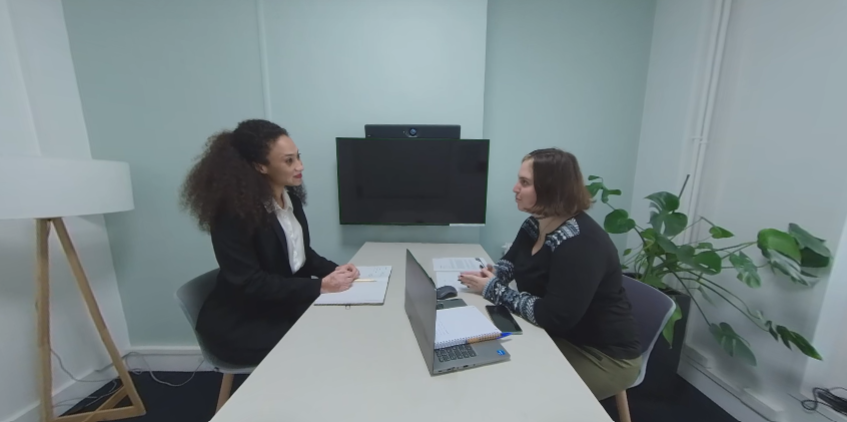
[{"left": 435, "top": 344, "right": 477, "bottom": 362}]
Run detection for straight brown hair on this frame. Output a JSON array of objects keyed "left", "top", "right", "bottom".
[{"left": 524, "top": 148, "right": 592, "bottom": 218}]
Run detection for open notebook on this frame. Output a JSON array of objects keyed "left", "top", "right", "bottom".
[
  {"left": 313, "top": 266, "right": 392, "bottom": 305},
  {"left": 435, "top": 306, "right": 502, "bottom": 349}
]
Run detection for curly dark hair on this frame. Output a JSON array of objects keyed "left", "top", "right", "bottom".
[{"left": 180, "top": 119, "right": 306, "bottom": 233}]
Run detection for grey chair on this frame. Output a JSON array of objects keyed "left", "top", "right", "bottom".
[
  {"left": 614, "top": 275, "right": 677, "bottom": 422},
  {"left": 175, "top": 269, "right": 256, "bottom": 413}
]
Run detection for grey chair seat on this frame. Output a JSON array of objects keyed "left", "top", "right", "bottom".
[{"left": 175, "top": 269, "right": 255, "bottom": 412}]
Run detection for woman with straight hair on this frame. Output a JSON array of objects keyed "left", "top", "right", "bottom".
[{"left": 460, "top": 148, "right": 641, "bottom": 400}]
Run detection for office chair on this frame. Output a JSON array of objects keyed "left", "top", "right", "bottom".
[
  {"left": 175, "top": 269, "right": 255, "bottom": 412},
  {"left": 614, "top": 275, "right": 677, "bottom": 422}
]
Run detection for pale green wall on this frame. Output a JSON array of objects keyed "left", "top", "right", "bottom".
[
  {"left": 65, "top": 0, "right": 488, "bottom": 345},
  {"left": 65, "top": 0, "right": 655, "bottom": 345},
  {"left": 480, "top": 0, "right": 656, "bottom": 257}
]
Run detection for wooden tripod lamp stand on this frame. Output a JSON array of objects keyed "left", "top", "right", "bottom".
[{"left": 0, "top": 156, "right": 145, "bottom": 422}]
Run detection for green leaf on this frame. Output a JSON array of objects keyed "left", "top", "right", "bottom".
[
  {"left": 709, "top": 323, "right": 757, "bottom": 366},
  {"left": 709, "top": 226, "right": 734, "bottom": 239},
  {"left": 696, "top": 242, "right": 714, "bottom": 249},
  {"left": 729, "top": 252, "right": 761, "bottom": 288},
  {"left": 646, "top": 192, "right": 681, "bottom": 213},
  {"left": 656, "top": 235, "right": 679, "bottom": 254},
  {"left": 664, "top": 212, "right": 688, "bottom": 237},
  {"left": 661, "top": 298, "right": 683, "bottom": 346},
  {"left": 788, "top": 223, "right": 831, "bottom": 259},
  {"left": 775, "top": 325, "right": 822, "bottom": 360},
  {"left": 678, "top": 246, "right": 722, "bottom": 275},
  {"left": 766, "top": 321, "right": 778, "bottom": 341},
  {"left": 601, "top": 188, "right": 622, "bottom": 204},
  {"left": 800, "top": 248, "right": 831, "bottom": 269},
  {"left": 650, "top": 210, "right": 689, "bottom": 237},
  {"left": 762, "top": 250, "right": 810, "bottom": 286},
  {"left": 586, "top": 182, "right": 603, "bottom": 198},
  {"left": 623, "top": 248, "right": 632, "bottom": 256},
  {"left": 758, "top": 229, "right": 802, "bottom": 262},
  {"left": 604, "top": 209, "right": 636, "bottom": 234},
  {"left": 641, "top": 273, "right": 666, "bottom": 289},
  {"left": 588, "top": 175, "right": 601, "bottom": 181}
]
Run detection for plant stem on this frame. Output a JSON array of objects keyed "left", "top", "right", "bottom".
[
  {"left": 658, "top": 257, "right": 711, "bottom": 325},
  {"left": 692, "top": 281, "right": 767, "bottom": 331},
  {"left": 713, "top": 241, "right": 756, "bottom": 253}
]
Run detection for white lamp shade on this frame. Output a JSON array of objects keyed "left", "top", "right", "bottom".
[{"left": 0, "top": 156, "right": 134, "bottom": 220}]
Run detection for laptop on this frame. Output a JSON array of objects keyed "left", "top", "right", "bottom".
[{"left": 404, "top": 250, "right": 510, "bottom": 375}]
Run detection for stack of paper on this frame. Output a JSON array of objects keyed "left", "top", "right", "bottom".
[
  {"left": 435, "top": 306, "right": 501, "bottom": 349},
  {"left": 313, "top": 265, "right": 392, "bottom": 305},
  {"left": 432, "top": 257, "right": 488, "bottom": 291}
]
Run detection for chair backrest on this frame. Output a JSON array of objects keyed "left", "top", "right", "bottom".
[
  {"left": 622, "top": 275, "right": 677, "bottom": 387},
  {"left": 175, "top": 269, "right": 220, "bottom": 330}
]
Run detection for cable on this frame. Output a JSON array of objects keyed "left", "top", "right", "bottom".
[
  {"left": 50, "top": 347, "right": 204, "bottom": 412},
  {"left": 802, "top": 387, "right": 847, "bottom": 416},
  {"left": 124, "top": 351, "right": 205, "bottom": 387},
  {"left": 51, "top": 349, "right": 116, "bottom": 383}
]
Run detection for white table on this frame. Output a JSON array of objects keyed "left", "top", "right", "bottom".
[{"left": 211, "top": 242, "right": 612, "bottom": 422}]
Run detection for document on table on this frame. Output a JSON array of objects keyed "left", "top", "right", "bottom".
[
  {"left": 432, "top": 257, "right": 488, "bottom": 272},
  {"left": 313, "top": 266, "right": 392, "bottom": 305},
  {"left": 435, "top": 271, "right": 468, "bottom": 291}
]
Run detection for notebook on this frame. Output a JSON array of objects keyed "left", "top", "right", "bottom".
[
  {"left": 434, "top": 306, "right": 502, "bottom": 349},
  {"left": 313, "top": 266, "right": 392, "bottom": 305}
]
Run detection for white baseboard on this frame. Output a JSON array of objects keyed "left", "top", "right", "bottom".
[
  {"left": 125, "top": 345, "right": 215, "bottom": 372},
  {"left": 679, "top": 348, "right": 834, "bottom": 422},
  {"left": 2, "top": 366, "right": 118, "bottom": 422},
  {"left": 2, "top": 346, "right": 216, "bottom": 422}
]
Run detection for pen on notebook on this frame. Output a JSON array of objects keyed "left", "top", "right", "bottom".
[
  {"left": 354, "top": 278, "right": 376, "bottom": 282},
  {"left": 467, "top": 333, "right": 511, "bottom": 344}
]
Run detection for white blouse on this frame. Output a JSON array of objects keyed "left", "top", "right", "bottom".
[{"left": 273, "top": 189, "right": 306, "bottom": 273}]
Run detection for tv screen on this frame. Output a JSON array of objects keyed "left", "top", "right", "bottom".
[{"left": 335, "top": 137, "right": 489, "bottom": 225}]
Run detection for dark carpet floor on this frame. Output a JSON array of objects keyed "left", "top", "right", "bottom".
[{"left": 63, "top": 371, "right": 737, "bottom": 421}]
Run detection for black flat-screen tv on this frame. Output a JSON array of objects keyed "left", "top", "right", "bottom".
[{"left": 336, "top": 137, "right": 489, "bottom": 225}]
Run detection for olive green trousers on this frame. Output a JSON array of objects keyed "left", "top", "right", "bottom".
[{"left": 553, "top": 337, "right": 642, "bottom": 401}]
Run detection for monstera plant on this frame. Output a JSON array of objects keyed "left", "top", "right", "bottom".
[{"left": 587, "top": 175, "right": 830, "bottom": 365}]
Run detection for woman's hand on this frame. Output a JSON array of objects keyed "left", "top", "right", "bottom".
[
  {"left": 459, "top": 267, "right": 495, "bottom": 294},
  {"left": 321, "top": 269, "right": 356, "bottom": 293},
  {"left": 336, "top": 263, "right": 360, "bottom": 280}
]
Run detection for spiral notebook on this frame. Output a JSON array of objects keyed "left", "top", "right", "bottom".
[{"left": 434, "top": 306, "right": 502, "bottom": 349}]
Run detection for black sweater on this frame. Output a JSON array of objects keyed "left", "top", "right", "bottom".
[{"left": 483, "top": 212, "right": 641, "bottom": 359}]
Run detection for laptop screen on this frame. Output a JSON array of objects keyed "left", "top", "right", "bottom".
[{"left": 404, "top": 250, "right": 437, "bottom": 372}]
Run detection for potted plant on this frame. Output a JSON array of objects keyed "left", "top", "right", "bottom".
[{"left": 586, "top": 175, "right": 830, "bottom": 395}]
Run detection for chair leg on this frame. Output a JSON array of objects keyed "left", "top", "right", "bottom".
[
  {"left": 216, "top": 373, "right": 234, "bottom": 413},
  {"left": 615, "top": 390, "right": 632, "bottom": 422}
]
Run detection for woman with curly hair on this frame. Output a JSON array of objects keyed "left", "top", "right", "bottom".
[{"left": 181, "top": 119, "right": 359, "bottom": 365}]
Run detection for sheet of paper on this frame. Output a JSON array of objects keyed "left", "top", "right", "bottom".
[
  {"left": 435, "top": 271, "right": 466, "bottom": 290},
  {"left": 432, "top": 257, "right": 487, "bottom": 272},
  {"left": 313, "top": 265, "right": 392, "bottom": 305}
]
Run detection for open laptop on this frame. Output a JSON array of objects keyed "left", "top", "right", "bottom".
[{"left": 404, "top": 250, "right": 510, "bottom": 375}]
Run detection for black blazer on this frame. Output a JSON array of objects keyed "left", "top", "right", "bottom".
[{"left": 195, "top": 193, "right": 337, "bottom": 361}]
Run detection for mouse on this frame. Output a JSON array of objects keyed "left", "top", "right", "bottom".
[{"left": 436, "top": 285, "right": 458, "bottom": 300}]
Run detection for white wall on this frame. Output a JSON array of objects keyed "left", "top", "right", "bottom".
[
  {"left": 635, "top": 1, "right": 847, "bottom": 421},
  {"left": 0, "top": 1, "right": 131, "bottom": 421},
  {"left": 627, "top": 0, "right": 714, "bottom": 239}
]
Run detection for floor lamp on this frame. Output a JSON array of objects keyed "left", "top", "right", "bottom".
[{"left": 0, "top": 156, "right": 145, "bottom": 422}]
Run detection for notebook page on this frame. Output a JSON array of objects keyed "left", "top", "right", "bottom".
[
  {"left": 434, "top": 306, "right": 501, "bottom": 349},
  {"left": 432, "top": 257, "right": 487, "bottom": 272},
  {"left": 313, "top": 266, "right": 392, "bottom": 305}
]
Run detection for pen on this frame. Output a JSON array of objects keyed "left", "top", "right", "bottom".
[
  {"left": 467, "top": 332, "right": 511, "bottom": 344},
  {"left": 354, "top": 278, "right": 376, "bottom": 282}
]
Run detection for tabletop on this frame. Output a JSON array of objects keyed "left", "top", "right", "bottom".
[{"left": 211, "top": 242, "right": 612, "bottom": 422}]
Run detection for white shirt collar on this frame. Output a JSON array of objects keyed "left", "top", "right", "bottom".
[{"left": 267, "top": 188, "right": 294, "bottom": 213}]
